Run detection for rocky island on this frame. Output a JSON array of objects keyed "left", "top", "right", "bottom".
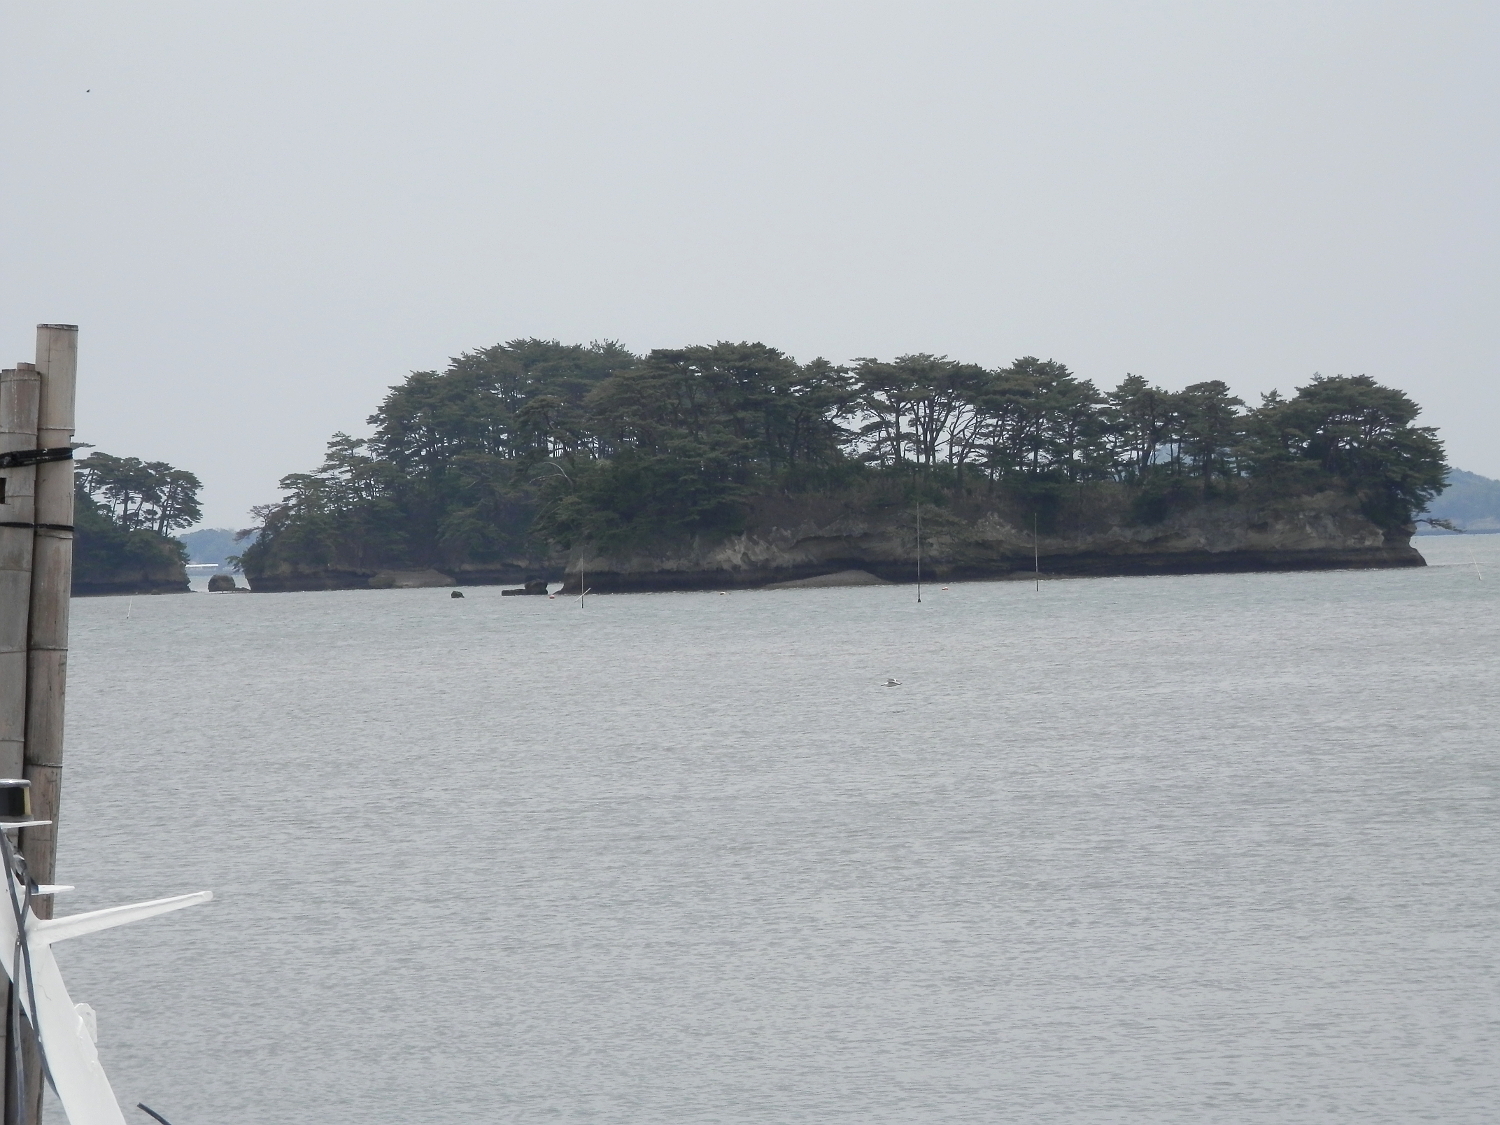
[
  {"left": 559, "top": 486, "right": 1419, "bottom": 594},
  {"left": 72, "top": 453, "right": 197, "bottom": 596},
  {"left": 238, "top": 339, "right": 1446, "bottom": 593}
]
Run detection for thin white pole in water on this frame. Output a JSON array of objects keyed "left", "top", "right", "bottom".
[
  {"left": 1033, "top": 513, "right": 1039, "bottom": 592},
  {"left": 916, "top": 502, "right": 922, "bottom": 603}
]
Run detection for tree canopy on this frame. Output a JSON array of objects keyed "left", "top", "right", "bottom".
[
  {"left": 239, "top": 338, "right": 1448, "bottom": 575},
  {"left": 76, "top": 452, "right": 202, "bottom": 535}
]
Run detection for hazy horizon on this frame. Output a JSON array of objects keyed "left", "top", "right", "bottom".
[{"left": 3, "top": 2, "right": 1496, "bottom": 528}]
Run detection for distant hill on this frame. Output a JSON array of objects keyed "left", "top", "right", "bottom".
[
  {"left": 1420, "top": 469, "right": 1500, "bottom": 533},
  {"left": 176, "top": 527, "right": 257, "bottom": 565}
]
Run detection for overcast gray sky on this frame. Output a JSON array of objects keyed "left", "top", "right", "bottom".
[{"left": 3, "top": 1, "right": 1496, "bottom": 527}]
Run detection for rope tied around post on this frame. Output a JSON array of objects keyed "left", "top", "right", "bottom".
[{"left": 0, "top": 451, "right": 71, "bottom": 471}]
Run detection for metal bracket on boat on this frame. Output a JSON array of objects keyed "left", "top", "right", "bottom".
[
  {"left": 0, "top": 779, "right": 212, "bottom": 1125},
  {"left": 0, "top": 870, "right": 212, "bottom": 1125}
]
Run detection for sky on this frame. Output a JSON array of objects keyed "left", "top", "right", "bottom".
[{"left": 2, "top": 1, "right": 1496, "bottom": 528}]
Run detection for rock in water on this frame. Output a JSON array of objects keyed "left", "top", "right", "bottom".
[
  {"left": 451, "top": 590, "right": 465, "bottom": 598},
  {"left": 501, "top": 577, "right": 552, "bottom": 596},
  {"left": 207, "top": 574, "right": 238, "bottom": 592}
]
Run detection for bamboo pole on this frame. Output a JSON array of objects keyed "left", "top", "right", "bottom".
[
  {"left": 16, "top": 327, "right": 75, "bottom": 1125},
  {"left": 20, "top": 326, "right": 77, "bottom": 926},
  {"left": 0, "top": 366, "right": 41, "bottom": 779},
  {"left": 0, "top": 364, "right": 41, "bottom": 1117}
]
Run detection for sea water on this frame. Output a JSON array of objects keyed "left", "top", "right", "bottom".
[{"left": 46, "top": 535, "right": 1500, "bottom": 1124}]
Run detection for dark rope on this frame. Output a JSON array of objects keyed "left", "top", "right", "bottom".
[
  {"left": 0, "top": 450, "right": 73, "bottom": 470},
  {"left": 136, "top": 1104, "right": 175, "bottom": 1125}
]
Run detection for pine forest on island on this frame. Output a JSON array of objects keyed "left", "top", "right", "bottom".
[{"left": 230, "top": 338, "right": 1449, "bottom": 581}]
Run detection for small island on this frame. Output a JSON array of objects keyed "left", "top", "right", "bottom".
[
  {"left": 72, "top": 453, "right": 197, "bottom": 596},
  {"left": 237, "top": 339, "right": 1447, "bottom": 593}
]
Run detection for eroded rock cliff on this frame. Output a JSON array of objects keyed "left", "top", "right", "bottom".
[{"left": 559, "top": 487, "right": 1421, "bottom": 593}]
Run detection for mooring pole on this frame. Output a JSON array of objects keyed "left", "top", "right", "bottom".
[
  {"left": 0, "top": 363, "right": 42, "bottom": 1112},
  {"left": 0, "top": 366, "right": 41, "bottom": 778},
  {"left": 21, "top": 326, "right": 77, "bottom": 922},
  {"left": 15, "top": 326, "right": 76, "bottom": 1125}
]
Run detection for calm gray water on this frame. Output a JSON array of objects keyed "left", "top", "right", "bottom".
[{"left": 46, "top": 536, "right": 1500, "bottom": 1124}]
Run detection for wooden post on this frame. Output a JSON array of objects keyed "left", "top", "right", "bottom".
[{"left": 17, "top": 325, "right": 76, "bottom": 1125}]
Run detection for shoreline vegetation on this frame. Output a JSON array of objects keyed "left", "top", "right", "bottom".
[{"left": 233, "top": 339, "right": 1448, "bottom": 593}]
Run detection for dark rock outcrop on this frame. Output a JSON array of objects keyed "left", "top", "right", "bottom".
[{"left": 501, "top": 578, "right": 550, "bottom": 596}]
